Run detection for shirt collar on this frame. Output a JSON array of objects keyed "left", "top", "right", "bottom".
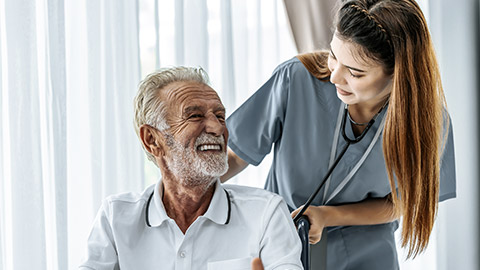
[
  {"left": 146, "top": 179, "right": 169, "bottom": 227},
  {"left": 203, "top": 180, "right": 231, "bottom": 225},
  {"left": 146, "top": 179, "right": 231, "bottom": 227}
]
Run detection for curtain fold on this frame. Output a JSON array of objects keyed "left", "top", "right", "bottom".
[
  {"left": 174, "top": 0, "right": 185, "bottom": 65},
  {"left": 185, "top": 0, "right": 208, "bottom": 69},
  {"left": 0, "top": 4, "right": 5, "bottom": 267},
  {"left": 66, "top": 0, "right": 144, "bottom": 268},
  {"left": 220, "top": 0, "right": 236, "bottom": 110},
  {"left": 3, "top": 0, "right": 47, "bottom": 269},
  {"left": 283, "top": 0, "right": 337, "bottom": 53},
  {"left": 44, "top": 0, "right": 68, "bottom": 268}
]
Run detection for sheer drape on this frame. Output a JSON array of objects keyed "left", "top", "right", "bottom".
[
  {"left": 1, "top": 0, "right": 69, "bottom": 269},
  {"left": 283, "top": 0, "right": 337, "bottom": 53},
  {"left": 65, "top": 0, "right": 145, "bottom": 269},
  {"left": 0, "top": 0, "right": 296, "bottom": 269},
  {"left": 1, "top": 0, "right": 144, "bottom": 269}
]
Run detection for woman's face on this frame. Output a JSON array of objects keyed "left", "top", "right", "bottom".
[{"left": 327, "top": 34, "right": 392, "bottom": 108}]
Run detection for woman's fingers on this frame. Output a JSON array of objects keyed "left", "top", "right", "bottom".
[
  {"left": 290, "top": 206, "right": 303, "bottom": 219},
  {"left": 292, "top": 205, "right": 327, "bottom": 245},
  {"left": 309, "top": 234, "right": 322, "bottom": 244}
]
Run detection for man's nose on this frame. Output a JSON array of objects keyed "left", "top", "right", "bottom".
[{"left": 204, "top": 114, "right": 224, "bottom": 136}]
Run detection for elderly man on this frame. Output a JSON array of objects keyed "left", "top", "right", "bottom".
[{"left": 79, "top": 67, "right": 303, "bottom": 270}]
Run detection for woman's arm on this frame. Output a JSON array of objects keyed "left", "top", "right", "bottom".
[
  {"left": 220, "top": 148, "right": 249, "bottom": 183},
  {"left": 291, "top": 197, "right": 398, "bottom": 244}
]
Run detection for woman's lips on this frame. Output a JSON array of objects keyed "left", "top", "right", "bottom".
[{"left": 336, "top": 87, "right": 353, "bottom": 96}]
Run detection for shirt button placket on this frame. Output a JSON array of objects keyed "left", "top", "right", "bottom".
[{"left": 177, "top": 250, "right": 188, "bottom": 270}]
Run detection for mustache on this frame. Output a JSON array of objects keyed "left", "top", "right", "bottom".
[{"left": 194, "top": 133, "right": 225, "bottom": 148}]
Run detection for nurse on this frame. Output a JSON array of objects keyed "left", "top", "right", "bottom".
[{"left": 221, "top": 0, "right": 456, "bottom": 269}]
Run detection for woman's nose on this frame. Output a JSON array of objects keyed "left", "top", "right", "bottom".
[{"left": 329, "top": 66, "right": 344, "bottom": 85}]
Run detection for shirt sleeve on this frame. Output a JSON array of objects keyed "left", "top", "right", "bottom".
[
  {"left": 226, "top": 62, "right": 291, "bottom": 166},
  {"left": 439, "top": 114, "right": 456, "bottom": 201},
  {"left": 260, "top": 196, "right": 303, "bottom": 270},
  {"left": 79, "top": 200, "right": 119, "bottom": 270}
]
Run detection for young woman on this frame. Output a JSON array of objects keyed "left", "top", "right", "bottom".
[{"left": 222, "top": 0, "right": 456, "bottom": 269}]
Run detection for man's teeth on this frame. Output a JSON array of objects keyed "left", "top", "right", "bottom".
[{"left": 198, "top": 144, "right": 221, "bottom": 151}]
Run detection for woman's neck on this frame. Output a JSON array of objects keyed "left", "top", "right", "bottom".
[
  {"left": 348, "top": 97, "right": 389, "bottom": 123},
  {"left": 348, "top": 97, "right": 389, "bottom": 136}
]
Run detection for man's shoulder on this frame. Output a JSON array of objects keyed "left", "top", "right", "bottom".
[{"left": 103, "top": 184, "right": 154, "bottom": 207}]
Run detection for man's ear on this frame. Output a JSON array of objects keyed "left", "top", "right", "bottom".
[{"left": 139, "top": 124, "right": 165, "bottom": 157}]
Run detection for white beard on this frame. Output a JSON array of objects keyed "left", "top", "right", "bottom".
[{"left": 164, "top": 132, "right": 228, "bottom": 188}]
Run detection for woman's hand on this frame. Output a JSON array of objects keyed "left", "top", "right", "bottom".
[
  {"left": 291, "top": 198, "right": 398, "bottom": 244},
  {"left": 291, "top": 206, "right": 328, "bottom": 244}
]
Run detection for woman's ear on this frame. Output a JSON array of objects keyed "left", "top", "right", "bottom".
[{"left": 139, "top": 125, "right": 165, "bottom": 157}]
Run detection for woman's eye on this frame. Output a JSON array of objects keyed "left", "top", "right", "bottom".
[{"left": 349, "top": 72, "right": 363, "bottom": 78}]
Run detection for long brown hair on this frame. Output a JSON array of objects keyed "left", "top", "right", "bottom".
[{"left": 299, "top": 0, "right": 447, "bottom": 257}]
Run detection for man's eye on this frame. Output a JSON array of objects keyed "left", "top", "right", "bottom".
[
  {"left": 189, "top": 114, "right": 203, "bottom": 119},
  {"left": 216, "top": 115, "right": 225, "bottom": 120}
]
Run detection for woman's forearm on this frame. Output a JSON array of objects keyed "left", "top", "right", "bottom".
[
  {"left": 220, "top": 148, "right": 249, "bottom": 182},
  {"left": 322, "top": 197, "right": 398, "bottom": 227},
  {"left": 292, "top": 197, "right": 398, "bottom": 244}
]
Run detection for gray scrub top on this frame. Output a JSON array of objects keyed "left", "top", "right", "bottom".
[{"left": 226, "top": 57, "right": 456, "bottom": 270}]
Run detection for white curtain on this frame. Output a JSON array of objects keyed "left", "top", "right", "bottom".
[
  {"left": 0, "top": 0, "right": 144, "bottom": 269},
  {"left": 0, "top": 0, "right": 296, "bottom": 269},
  {"left": 64, "top": 0, "right": 145, "bottom": 269},
  {"left": 0, "top": 0, "right": 71, "bottom": 269}
]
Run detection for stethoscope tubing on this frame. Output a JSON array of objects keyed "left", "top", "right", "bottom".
[
  {"left": 294, "top": 104, "right": 381, "bottom": 270},
  {"left": 293, "top": 104, "right": 376, "bottom": 224},
  {"left": 293, "top": 141, "right": 350, "bottom": 223}
]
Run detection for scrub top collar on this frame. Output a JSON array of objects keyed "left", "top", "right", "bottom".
[{"left": 147, "top": 178, "right": 231, "bottom": 227}]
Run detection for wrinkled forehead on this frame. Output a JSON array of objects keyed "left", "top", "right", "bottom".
[{"left": 161, "top": 81, "right": 224, "bottom": 110}]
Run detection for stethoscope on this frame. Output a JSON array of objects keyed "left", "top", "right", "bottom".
[
  {"left": 293, "top": 102, "right": 387, "bottom": 223},
  {"left": 293, "top": 101, "right": 388, "bottom": 269}
]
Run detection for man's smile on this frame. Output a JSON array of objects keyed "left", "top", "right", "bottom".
[{"left": 197, "top": 144, "right": 222, "bottom": 151}]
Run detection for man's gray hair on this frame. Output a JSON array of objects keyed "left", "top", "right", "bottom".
[{"left": 133, "top": 66, "right": 210, "bottom": 165}]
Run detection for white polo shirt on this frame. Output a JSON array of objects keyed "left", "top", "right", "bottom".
[{"left": 79, "top": 179, "right": 303, "bottom": 270}]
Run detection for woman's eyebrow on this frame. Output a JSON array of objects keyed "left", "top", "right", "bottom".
[
  {"left": 330, "top": 48, "right": 366, "bottom": 73},
  {"left": 346, "top": 65, "right": 366, "bottom": 73}
]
